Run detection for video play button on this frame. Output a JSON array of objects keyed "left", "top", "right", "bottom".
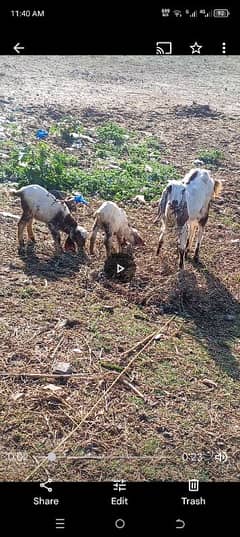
[
  {"left": 104, "top": 253, "right": 136, "bottom": 282},
  {"left": 117, "top": 264, "right": 125, "bottom": 274}
]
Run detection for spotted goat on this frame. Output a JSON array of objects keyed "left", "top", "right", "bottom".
[
  {"left": 155, "top": 168, "right": 222, "bottom": 269},
  {"left": 89, "top": 201, "right": 145, "bottom": 257},
  {"left": 10, "top": 184, "right": 87, "bottom": 254}
]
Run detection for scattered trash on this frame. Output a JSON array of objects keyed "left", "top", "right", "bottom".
[
  {"left": 52, "top": 361, "right": 73, "bottom": 374},
  {"left": 36, "top": 129, "right": 48, "bottom": 139},
  {"left": 132, "top": 195, "right": 146, "bottom": 204},
  {"left": 72, "top": 348, "right": 83, "bottom": 354},
  {"left": 105, "top": 163, "right": 122, "bottom": 170},
  {"left": 230, "top": 239, "right": 240, "bottom": 244},
  {"left": 78, "top": 134, "right": 95, "bottom": 143},
  {"left": 145, "top": 165, "right": 153, "bottom": 173},
  {"left": 0, "top": 211, "right": 19, "bottom": 220},
  {"left": 72, "top": 142, "right": 83, "bottom": 149},
  {"left": 73, "top": 194, "right": 88, "bottom": 205}
]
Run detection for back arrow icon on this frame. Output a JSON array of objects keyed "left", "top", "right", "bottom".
[
  {"left": 176, "top": 519, "right": 185, "bottom": 529},
  {"left": 14, "top": 43, "right": 24, "bottom": 54},
  {"left": 116, "top": 264, "right": 125, "bottom": 274}
]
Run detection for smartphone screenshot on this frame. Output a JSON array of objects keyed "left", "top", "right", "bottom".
[{"left": 0, "top": 5, "right": 239, "bottom": 535}]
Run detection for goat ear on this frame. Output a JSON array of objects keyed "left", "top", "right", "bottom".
[{"left": 167, "top": 184, "right": 172, "bottom": 194}]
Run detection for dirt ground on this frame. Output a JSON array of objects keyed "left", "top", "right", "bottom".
[{"left": 0, "top": 56, "right": 239, "bottom": 482}]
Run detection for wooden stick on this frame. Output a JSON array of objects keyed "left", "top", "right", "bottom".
[
  {"left": 0, "top": 372, "right": 94, "bottom": 379},
  {"left": 121, "top": 315, "right": 176, "bottom": 358},
  {"left": 51, "top": 334, "right": 65, "bottom": 359},
  {"left": 120, "top": 378, "right": 147, "bottom": 401}
]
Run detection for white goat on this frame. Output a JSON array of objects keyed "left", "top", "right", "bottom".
[
  {"left": 89, "top": 201, "right": 144, "bottom": 257},
  {"left": 155, "top": 168, "right": 222, "bottom": 268},
  {"left": 10, "top": 184, "right": 87, "bottom": 254}
]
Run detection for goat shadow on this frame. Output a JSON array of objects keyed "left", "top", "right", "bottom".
[
  {"left": 98, "top": 257, "right": 240, "bottom": 380},
  {"left": 165, "top": 264, "right": 240, "bottom": 380},
  {"left": 18, "top": 243, "right": 89, "bottom": 281}
]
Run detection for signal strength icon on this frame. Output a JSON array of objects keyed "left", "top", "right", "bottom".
[{"left": 190, "top": 11, "right": 198, "bottom": 17}]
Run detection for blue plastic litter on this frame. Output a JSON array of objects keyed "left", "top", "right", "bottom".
[
  {"left": 36, "top": 129, "right": 48, "bottom": 139},
  {"left": 74, "top": 195, "right": 88, "bottom": 205}
]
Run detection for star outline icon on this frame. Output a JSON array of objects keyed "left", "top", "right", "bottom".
[{"left": 190, "top": 41, "right": 203, "bottom": 54}]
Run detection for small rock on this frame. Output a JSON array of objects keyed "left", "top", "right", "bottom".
[
  {"left": 154, "top": 333, "right": 162, "bottom": 341},
  {"left": 132, "top": 195, "right": 146, "bottom": 204},
  {"left": 194, "top": 159, "right": 204, "bottom": 166},
  {"left": 230, "top": 239, "right": 240, "bottom": 244},
  {"left": 145, "top": 165, "right": 153, "bottom": 173},
  {"left": 57, "top": 318, "right": 80, "bottom": 329},
  {"left": 52, "top": 361, "right": 73, "bottom": 374},
  {"left": 102, "top": 305, "right": 114, "bottom": 313},
  {"left": 43, "top": 384, "right": 63, "bottom": 392}
]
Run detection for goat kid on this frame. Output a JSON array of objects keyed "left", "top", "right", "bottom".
[
  {"left": 89, "top": 201, "right": 144, "bottom": 257},
  {"left": 10, "top": 184, "right": 87, "bottom": 254},
  {"left": 155, "top": 168, "right": 222, "bottom": 269}
]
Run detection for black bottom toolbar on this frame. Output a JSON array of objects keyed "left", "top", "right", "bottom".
[{"left": 1, "top": 482, "right": 238, "bottom": 535}]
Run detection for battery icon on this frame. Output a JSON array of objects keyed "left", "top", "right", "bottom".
[{"left": 213, "top": 9, "right": 230, "bottom": 17}]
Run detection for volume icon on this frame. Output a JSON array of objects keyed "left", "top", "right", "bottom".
[{"left": 222, "top": 42, "right": 226, "bottom": 54}]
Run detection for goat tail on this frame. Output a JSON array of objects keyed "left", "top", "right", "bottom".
[{"left": 213, "top": 179, "right": 223, "bottom": 198}]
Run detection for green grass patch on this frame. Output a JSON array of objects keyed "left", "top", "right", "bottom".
[
  {"left": 197, "top": 149, "right": 224, "bottom": 165},
  {"left": 0, "top": 121, "right": 179, "bottom": 201}
]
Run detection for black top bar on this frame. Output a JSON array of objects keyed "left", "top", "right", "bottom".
[{"left": 0, "top": 6, "right": 238, "bottom": 54}]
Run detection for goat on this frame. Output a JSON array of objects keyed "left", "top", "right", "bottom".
[
  {"left": 155, "top": 168, "right": 222, "bottom": 269},
  {"left": 10, "top": 184, "right": 88, "bottom": 254},
  {"left": 89, "top": 201, "right": 144, "bottom": 257}
]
